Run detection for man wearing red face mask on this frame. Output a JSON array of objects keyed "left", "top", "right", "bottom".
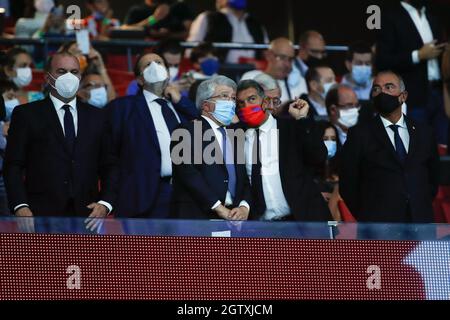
[{"left": 236, "top": 80, "right": 331, "bottom": 221}]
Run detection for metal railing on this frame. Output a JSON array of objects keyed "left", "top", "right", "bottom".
[{"left": 0, "top": 37, "right": 348, "bottom": 71}]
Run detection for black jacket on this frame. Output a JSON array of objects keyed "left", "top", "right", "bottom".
[
  {"left": 339, "top": 115, "right": 439, "bottom": 223},
  {"left": 3, "top": 97, "right": 116, "bottom": 216},
  {"left": 250, "top": 117, "right": 331, "bottom": 221},
  {"left": 170, "top": 117, "right": 251, "bottom": 219},
  {"left": 376, "top": 3, "right": 443, "bottom": 109}
]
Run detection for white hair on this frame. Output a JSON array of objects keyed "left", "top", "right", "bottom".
[
  {"left": 195, "top": 75, "right": 237, "bottom": 110},
  {"left": 254, "top": 73, "right": 280, "bottom": 91}
]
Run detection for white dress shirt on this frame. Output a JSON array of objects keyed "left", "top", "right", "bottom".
[
  {"left": 186, "top": 8, "right": 269, "bottom": 64},
  {"left": 245, "top": 115, "right": 291, "bottom": 220},
  {"left": 380, "top": 113, "right": 410, "bottom": 153},
  {"left": 14, "top": 94, "right": 113, "bottom": 213},
  {"left": 50, "top": 93, "right": 78, "bottom": 136},
  {"left": 401, "top": 1, "right": 441, "bottom": 81},
  {"left": 143, "top": 90, "right": 181, "bottom": 178},
  {"left": 309, "top": 96, "right": 328, "bottom": 117},
  {"left": 336, "top": 125, "right": 348, "bottom": 146},
  {"left": 202, "top": 116, "right": 250, "bottom": 212}
]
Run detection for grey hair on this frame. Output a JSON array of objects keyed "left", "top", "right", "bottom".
[
  {"left": 254, "top": 73, "right": 280, "bottom": 91},
  {"left": 195, "top": 75, "right": 237, "bottom": 110},
  {"left": 376, "top": 70, "right": 406, "bottom": 92}
]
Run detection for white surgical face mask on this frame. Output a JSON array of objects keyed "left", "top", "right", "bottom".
[
  {"left": 34, "top": 0, "right": 55, "bottom": 13},
  {"left": 88, "top": 86, "right": 108, "bottom": 108},
  {"left": 49, "top": 72, "right": 80, "bottom": 99},
  {"left": 168, "top": 66, "right": 179, "bottom": 81},
  {"left": 338, "top": 107, "right": 359, "bottom": 128},
  {"left": 321, "top": 81, "right": 336, "bottom": 99},
  {"left": 5, "top": 98, "right": 20, "bottom": 120},
  {"left": 12, "top": 67, "right": 32, "bottom": 88},
  {"left": 143, "top": 62, "right": 168, "bottom": 84}
]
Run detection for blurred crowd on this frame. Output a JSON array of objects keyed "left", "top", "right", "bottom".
[{"left": 0, "top": 0, "right": 449, "bottom": 229}]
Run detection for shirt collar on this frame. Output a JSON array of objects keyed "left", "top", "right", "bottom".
[
  {"left": 49, "top": 93, "right": 76, "bottom": 111},
  {"left": 259, "top": 113, "right": 275, "bottom": 133},
  {"left": 202, "top": 115, "right": 221, "bottom": 130},
  {"left": 220, "top": 7, "right": 249, "bottom": 21},
  {"left": 380, "top": 113, "right": 407, "bottom": 129},
  {"left": 143, "top": 89, "right": 162, "bottom": 103},
  {"left": 401, "top": 1, "right": 426, "bottom": 15}
]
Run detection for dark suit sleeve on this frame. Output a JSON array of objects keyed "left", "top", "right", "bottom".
[
  {"left": 98, "top": 109, "right": 119, "bottom": 207},
  {"left": 172, "top": 96, "right": 200, "bottom": 122},
  {"left": 171, "top": 123, "right": 221, "bottom": 212},
  {"left": 427, "top": 131, "right": 440, "bottom": 198},
  {"left": 375, "top": 10, "right": 415, "bottom": 72},
  {"left": 3, "top": 107, "right": 29, "bottom": 211},
  {"left": 296, "top": 117, "right": 328, "bottom": 166},
  {"left": 339, "top": 127, "right": 363, "bottom": 218}
]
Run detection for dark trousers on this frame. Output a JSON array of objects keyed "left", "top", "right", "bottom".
[
  {"left": 137, "top": 179, "right": 173, "bottom": 218},
  {"left": 408, "top": 84, "right": 447, "bottom": 145}
]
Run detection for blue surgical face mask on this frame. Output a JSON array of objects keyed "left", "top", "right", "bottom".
[
  {"left": 5, "top": 98, "right": 20, "bottom": 120},
  {"left": 352, "top": 65, "right": 372, "bottom": 85},
  {"left": 324, "top": 140, "right": 337, "bottom": 159},
  {"left": 209, "top": 100, "right": 236, "bottom": 126},
  {"left": 200, "top": 58, "right": 220, "bottom": 76},
  {"left": 321, "top": 81, "right": 336, "bottom": 99},
  {"left": 88, "top": 86, "right": 108, "bottom": 108}
]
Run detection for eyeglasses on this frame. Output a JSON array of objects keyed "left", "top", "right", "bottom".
[
  {"left": 274, "top": 53, "right": 295, "bottom": 63},
  {"left": 209, "top": 94, "right": 236, "bottom": 102},
  {"left": 81, "top": 82, "right": 106, "bottom": 90},
  {"left": 265, "top": 96, "right": 282, "bottom": 107}
]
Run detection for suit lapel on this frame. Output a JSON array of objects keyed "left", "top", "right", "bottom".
[
  {"left": 74, "top": 102, "right": 88, "bottom": 156},
  {"left": 372, "top": 116, "right": 404, "bottom": 167},
  {"left": 43, "top": 97, "right": 69, "bottom": 154},
  {"left": 201, "top": 117, "right": 226, "bottom": 174},
  {"left": 136, "top": 93, "right": 160, "bottom": 152},
  {"left": 405, "top": 116, "right": 418, "bottom": 165},
  {"left": 275, "top": 119, "right": 289, "bottom": 193}
]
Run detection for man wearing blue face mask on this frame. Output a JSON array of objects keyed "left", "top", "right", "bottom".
[
  {"left": 106, "top": 53, "right": 199, "bottom": 218},
  {"left": 170, "top": 75, "right": 251, "bottom": 220},
  {"left": 77, "top": 72, "right": 111, "bottom": 109},
  {"left": 341, "top": 42, "right": 374, "bottom": 102}
]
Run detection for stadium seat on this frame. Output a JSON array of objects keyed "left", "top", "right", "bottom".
[{"left": 107, "top": 69, "right": 135, "bottom": 97}]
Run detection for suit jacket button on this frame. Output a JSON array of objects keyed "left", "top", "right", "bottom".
[
  {"left": 64, "top": 181, "right": 68, "bottom": 185},
  {"left": 224, "top": 179, "right": 228, "bottom": 183}
]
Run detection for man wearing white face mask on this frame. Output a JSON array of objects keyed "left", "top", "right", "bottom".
[
  {"left": 77, "top": 72, "right": 110, "bottom": 109},
  {"left": 3, "top": 52, "right": 116, "bottom": 232},
  {"left": 106, "top": 53, "right": 199, "bottom": 218},
  {"left": 325, "top": 84, "right": 361, "bottom": 145}
]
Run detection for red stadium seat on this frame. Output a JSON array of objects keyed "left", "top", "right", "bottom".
[
  {"left": 24, "top": 69, "right": 46, "bottom": 92},
  {"left": 107, "top": 69, "right": 135, "bottom": 97}
]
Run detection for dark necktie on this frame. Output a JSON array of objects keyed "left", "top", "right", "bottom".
[
  {"left": 218, "top": 126, "right": 236, "bottom": 200},
  {"left": 389, "top": 124, "right": 407, "bottom": 162},
  {"left": 155, "top": 98, "right": 179, "bottom": 134},
  {"left": 62, "top": 105, "right": 75, "bottom": 153},
  {"left": 251, "top": 129, "right": 266, "bottom": 214}
]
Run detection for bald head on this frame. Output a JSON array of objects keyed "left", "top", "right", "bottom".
[
  {"left": 298, "top": 30, "right": 326, "bottom": 61},
  {"left": 266, "top": 37, "right": 295, "bottom": 80}
]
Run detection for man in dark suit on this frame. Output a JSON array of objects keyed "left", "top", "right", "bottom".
[
  {"left": 340, "top": 70, "right": 440, "bottom": 223},
  {"left": 236, "top": 80, "right": 330, "bottom": 221},
  {"left": 3, "top": 52, "right": 115, "bottom": 226},
  {"left": 376, "top": 0, "right": 447, "bottom": 144},
  {"left": 170, "top": 75, "right": 251, "bottom": 220},
  {"left": 106, "top": 53, "right": 198, "bottom": 218}
]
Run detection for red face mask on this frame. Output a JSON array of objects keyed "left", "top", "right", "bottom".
[{"left": 238, "top": 104, "right": 266, "bottom": 127}]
